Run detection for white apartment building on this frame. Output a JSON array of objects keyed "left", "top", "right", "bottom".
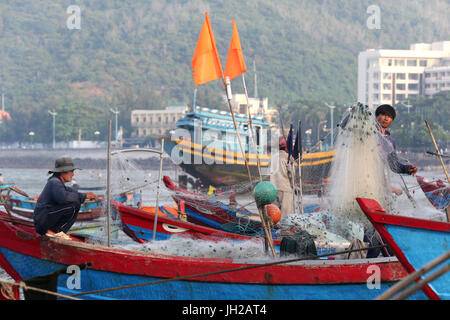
[
  {"left": 424, "top": 57, "right": 450, "bottom": 96},
  {"left": 358, "top": 41, "right": 450, "bottom": 109},
  {"left": 131, "top": 104, "right": 189, "bottom": 137}
]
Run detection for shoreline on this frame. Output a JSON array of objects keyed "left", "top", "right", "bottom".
[{"left": 0, "top": 148, "right": 176, "bottom": 170}]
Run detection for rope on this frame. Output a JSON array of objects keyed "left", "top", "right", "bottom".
[
  {"left": 69, "top": 244, "right": 386, "bottom": 298},
  {"left": 0, "top": 279, "right": 82, "bottom": 300},
  {"left": 1, "top": 281, "right": 16, "bottom": 300}
]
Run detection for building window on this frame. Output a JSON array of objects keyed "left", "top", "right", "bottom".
[
  {"left": 408, "top": 83, "right": 418, "bottom": 90},
  {"left": 407, "top": 59, "right": 417, "bottom": 66},
  {"left": 372, "top": 72, "right": 379, "bottom": 79},
  {"left": 373, "top": 93, "right": 379, "bottom": 101},
  {"left": 383, "top": 83, "right": 392, "bottom": 90},
  {"left": 425, "top": 73, "right": 431, "bottom": 78},
  {"left": 419, "top": 60, "right": 427, "bottom": 67},
  {"left": 135, "top": 117, "right": 139, "bottom": 123},
  {"left": 382, "top": 94, "right": 391, "bottom": 100},
  {"left": 373, "top": 83, "right": 379, "bottom": 90},
  {"left": 143, "top": 117, "right": 146, "bottom": 122},
  {"left": 394, "top": 59, "right": 405, "bottom": 66},
  {"left": 408, "top": 73, "right": 419, "bottom": 80},
  {"left": 396, "top": 94, "right": 405, "bottom": 101},
  {"left": 396, "top": 84, "right": 405, "bottom": 90},
  {"left": 396, "top": 73, "right": 406, "bottom": 80},
  {"left": 383, "top": 73, "right": 392, "bottom": 80}
]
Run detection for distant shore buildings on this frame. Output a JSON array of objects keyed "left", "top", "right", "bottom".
[
  {"left": 131, "top": 103, "right": 189, "bottom": 138},
  {"left": 130, "top": 94, "right": 278, "bottom": 139},
  {"left": 358, "top": 41, "right": 450, "bottom": 109}
]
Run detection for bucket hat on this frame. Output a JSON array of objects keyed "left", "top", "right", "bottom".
[{"left": 48, "top": 157, "right": 81, "bottom": 174}]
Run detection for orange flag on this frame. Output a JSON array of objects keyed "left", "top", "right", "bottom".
[
  {"left": 191, "top": 12, "right": 223, "bottom": 86},
  {"left": 224, "top": 19, "right": 247, "bottom": 80}
]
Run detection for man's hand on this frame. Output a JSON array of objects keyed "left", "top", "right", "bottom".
[
  {"left": 86, "top": 192, "right": 99, "bottom": 201},
  {"left": 391, "top": 187, "right": 403, "bottom": 196},
  {"left": 408, "top": 165, "right": 418, "bottom": 176}
]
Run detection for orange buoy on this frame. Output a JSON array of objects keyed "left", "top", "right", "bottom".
[{"left": 265, "top": 204, "right": 281, "bottom": 224}]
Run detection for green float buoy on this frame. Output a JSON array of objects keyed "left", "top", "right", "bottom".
[{"left": 253, "top": 181, "right": 278, "bottom": 206}]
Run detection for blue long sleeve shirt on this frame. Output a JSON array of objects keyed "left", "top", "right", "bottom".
[
  {"left": 34, "top": 175, "right": 87, "bottom": 216},
  {"left": 381, "top": 131, "right": 412, "bottom": 174}
]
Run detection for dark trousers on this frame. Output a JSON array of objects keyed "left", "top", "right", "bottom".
[{"left": 34, "top": 203, "right": 81, "bottom": 235}]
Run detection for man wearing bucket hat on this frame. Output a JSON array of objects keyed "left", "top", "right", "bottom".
[
  {"left": 375, "top": 104, "right": 418, "bottom": 176},
  {"left": 33, "top": 157, "right": 99, "bottom": 239}
]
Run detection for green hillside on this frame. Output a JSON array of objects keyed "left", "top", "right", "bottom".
[{"left": 0, "top": 0, "right": 448, "bottom": 143}]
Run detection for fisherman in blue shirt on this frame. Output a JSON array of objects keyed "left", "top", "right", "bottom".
[
  {"left": 375, "top": 104, "right": 418, "bottom": 176},
  {"left": 365, "top": 104, "right": 418, "bottom": 258},
  {"left": 33, "top": 157, "right": 98, "bottom": 239}
]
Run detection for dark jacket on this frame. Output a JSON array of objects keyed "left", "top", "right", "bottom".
[
  {"left": 34, "top": 175, "right": 87, "bottom": 218},
  {"left": 382, "top": 130, "right": 412, "bottom": 174}
]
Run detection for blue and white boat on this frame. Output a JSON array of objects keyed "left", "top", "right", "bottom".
[
  {"left": 164, "top": 106, "right": 334, "bottom": 191},
  {"left": 357, "top": 197, "right": 449, "bottom": 300}
]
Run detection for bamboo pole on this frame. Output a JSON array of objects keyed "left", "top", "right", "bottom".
[
  {"left": 393, "top": 264, "right": 449, "bottom": 300},
  {"left": 224, "top": 77, "right": 253, "bottom": 184},
  {"left": 297, "top": 120, "right": 304, "bottom": 215},
  {"left": 106, "top": 120, "right": 112, "bottom": 247},
  {"left": 241, "top": 73, "right": 262, "bottom": 181},
  {"left": 425, "top": 120, "right": 450, "bottom": 183},
  {"left": 152, "top": 139, "right": 165, "bottom": 241},
  {"left": 375, "top": 250, "right": 450, "bottom": 300},
  {"left": 223, "top": 76, "right": 276, "bottom": 257}
]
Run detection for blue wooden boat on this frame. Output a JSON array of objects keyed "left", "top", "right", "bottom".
[
  {"left": 357, "top": 197, "right": 450, "bottom": 300},
  {"left": 0, "top": 209, "right": 426, "bottom": 300},
  {"left": 162, "top": 175, "right": 319, "bottom": 238},
  {"left": 4, "top": 195, "right": 104, "bottom": 221},
  {"left": 164, "top": 106, "right": 334, "bottom": 192}
]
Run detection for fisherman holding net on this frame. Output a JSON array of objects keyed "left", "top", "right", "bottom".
[
  {"left": 366, "top": 104, "right": 418, "bottom": 257},
  {"left": 270, "top": 139, "right": 294, "bottom": 218},
  {"left": 33, "top": 157, "right": 99, "bottom": 240}
]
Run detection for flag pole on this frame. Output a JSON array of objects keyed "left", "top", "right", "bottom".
[
  {"left": 297, "top": 120, "right": 304, "bottom": 215},
  {"left": 241, "top": 73, "right": 262, "bottom": 181},
  {"left": 224, "top": 77, "right": 276, "bottom": 257},
  {"left": 224, "top": 77, "right": 253, "bottom": 184}
]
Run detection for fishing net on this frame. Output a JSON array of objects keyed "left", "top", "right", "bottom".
[{"left": 320, "top": 103, "right": 394, "bottom": 240}]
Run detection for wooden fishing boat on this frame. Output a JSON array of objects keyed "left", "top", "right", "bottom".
[
  {"left": 357, "top": 197, "right": 450, "bottom": 300},
  {"left": 164, "top": 106, "right": 333, "bottom": 191},
  {"left": 113, "top": 200, "right": 280, "bottom": 245},
  {"left": 162, "top": 175, "right": 319, "bottom": 234},
  {"left": 416, "top": 175, "right": 450, "bottom": 212},
  {"left": 0, "top": 209, "right": 422, "bottom": 300}
]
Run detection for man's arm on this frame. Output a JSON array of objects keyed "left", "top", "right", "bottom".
[
  {"left": 387, "top": 152, "right": 417, "bottom": 175},
  {"left": 49, "top": 179, "right": 87, "bottom": 204}
]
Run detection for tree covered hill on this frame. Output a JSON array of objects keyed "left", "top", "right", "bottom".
[{"left": 0, "top": 0, "right": 449, "bottom": 143}]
